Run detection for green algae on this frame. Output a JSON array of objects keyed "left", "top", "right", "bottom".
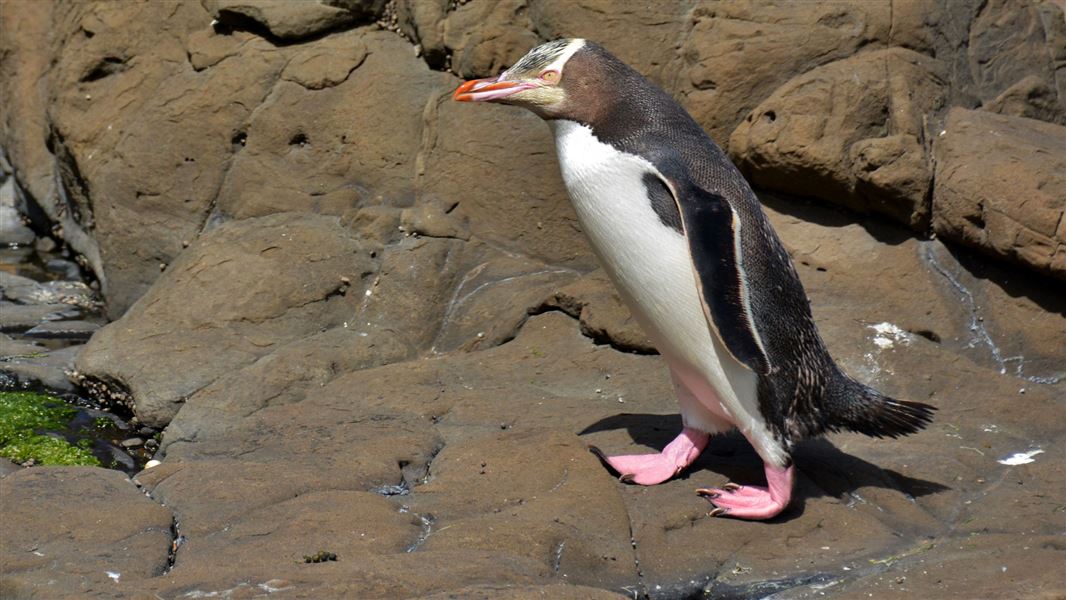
[{"left": 0, "top": 391, "right": 100, "bottom": 466}]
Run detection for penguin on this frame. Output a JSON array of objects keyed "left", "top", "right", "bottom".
[{"left": 454, "top": 39, "right": 934, "bottom": 520}]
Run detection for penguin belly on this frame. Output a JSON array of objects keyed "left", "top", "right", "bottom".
[{"left": 550, "top": 120, "right": 779, "bottom": 458}]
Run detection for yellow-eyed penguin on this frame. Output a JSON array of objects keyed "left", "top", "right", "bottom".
[{"left": 454, "top": 39, "right": 934, "bottom": 520}]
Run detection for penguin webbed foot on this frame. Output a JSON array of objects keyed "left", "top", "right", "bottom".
[
  {"left": 697, "top": 464, "right": 794, "bottom": 520},
  {"left": 589, "top": 427, "right": 709, "bottom": 486}
]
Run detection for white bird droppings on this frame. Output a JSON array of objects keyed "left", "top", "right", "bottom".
[
  {"left": 997, "top": 449, "right": 1044, "bottom": 465},
  {"left": 868, "top": 322, "right": 911, "bottom": 349}
]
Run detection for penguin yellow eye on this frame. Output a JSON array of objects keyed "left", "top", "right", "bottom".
[{"left": 540, "top": 70, "right": 560, "bottom": 83}]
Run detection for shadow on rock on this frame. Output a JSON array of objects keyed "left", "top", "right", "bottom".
[{"left": 579, "top": 413, "right": 949, "bottom": 521}]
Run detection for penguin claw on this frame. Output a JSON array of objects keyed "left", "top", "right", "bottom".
[
  {"left": 723, "top": 482, "right": 741, "bottom": 491},
  {"left": 619, "top": 473, "right": 635, "bottom": 483},
  {"left": 695, "top": 488, "right": 719, "bottom": 499},
  {"left": 708, "top": 507, "right": 729, "bottom": 518}
]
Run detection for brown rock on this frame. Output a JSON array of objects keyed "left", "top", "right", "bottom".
[
  {"left": 982, "top": 75, "right": 1065, "bottom": 124},
  {"left": 74, "top": 213, "right": 375, "bottom": 426},
  {"left": 679, "top": 2, "right": 893, "bottom": 146},
  {"left": 441, "top": 0, "right": 540, "bottom": 79},
  {"left": 730, "top": 48, "right": 946, "bottom": 229},
  {"left": 421, "top": 96, "right": 594, "bottom": 269},
  {"left": 206, "top": 0, "right": 382, "bottom": 41},
  {"left": 540, "top": 270, "right": 654, "bottom": 354},
  {"left": 932, "top": 108, "right": 1066, "bottom": 280},
  {"left": 215, "top": 30, "right": 449, "bottom": 222},
  {"left": 0, "top": 467, "right": 172, "bottom": 596}
]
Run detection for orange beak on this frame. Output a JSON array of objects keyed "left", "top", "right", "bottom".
[{"left": 453, "top": 76, "right": 534, "bottom": 102}]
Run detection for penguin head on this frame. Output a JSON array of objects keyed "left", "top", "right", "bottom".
[{"left": 453, "top": 39, "right": 588, "bottom": 118}]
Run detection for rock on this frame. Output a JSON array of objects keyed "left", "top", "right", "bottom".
[
  {"left": 0, "top": 302, "right": 79, "bottom": 333},
  {"left": 678, "top": 2, "right": 894, "bottom": 146},
  {"left": 416, "top": 584, "right": 629, "bottom": 599},
  {"left": 0, "top": 467, "right": 173, "bottom": 596},
  {"left": 730, "top": 48, "right": 946, "bottom": 229},
  {"left": 24, "top": 319, "right": 101, "bottom": 340},
  {"left": 0, "top": 459, "right": 21, "bottom": 477},
  {"left": 420, "top": 95, "right": 594, "bottom": 269},
  {"left": 0, "top": 273, "right": 97, "bottom": 309},
  {"left": 960, "top": 0, "right": 1066, "bottom": 123},
  {"left": 0, "top": 344, "right": 81, "bottom": 392},
  {"left": 539, "top": 271, "right": 654, "bottom": 354},
  {"left": 439, "top": 0, "right": 540, "bottom": 79},
  {"left": 0, "top": 332, "right": 42, "bottom": 356},
  {"left": 932, "top": 108, "right": 1066, "bottom": 280},
  {"left": 207, "top": 0, "right": 381, "bottom": 41},
  {"left": 120, "top": 437, "right": 144, "bottom": 448},
  {"left": 212, "top": 30, "right": 447, "bottom": 226},
  {"left": 982, "top": 75, "right": 1065, "bottom": 124},
  {"left": 0, "top": 176, "right": 35, "bottom": 246},
  {"left": 74, "top": 213, "right": 376, "bottom": 426}
]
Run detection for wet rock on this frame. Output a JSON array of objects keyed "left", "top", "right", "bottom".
[
  {"left": 932, "top": 108, "right": 1066, "bottom": 280},
  {"left": 0, "top": 332, "right": 43, "bottom": 358},
  {"left": 730, "top": 48, "right": 946, "bottom": 229},
  {"left": 0, "top": 273, "right": 97, "bottom": 309},
  {"left": 0, "top": 467, "right": 172, "bottom": 596},
  {"left": 416, "top": 584, "right": 629, "bottom": 599},
  {"left": 120, "top": 437, "right": 144, "bottom": 448},
  {"left": 23, "top": 319, "right": 100, "bottom": 340},
  {"left": 0, "top": 176, "right": 35, "bottom": 246},
  {"left": 0, "top": 344, "right": 81, "bottom": 392},
  {"left": 0, "top": 302, "right": 78, "bottom": 333}
]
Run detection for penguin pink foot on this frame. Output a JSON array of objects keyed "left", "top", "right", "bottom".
[
  {"left": 697, "top": 463, "right": 794, "bottom": 520},
  {"left": 591, "top": 427, "right": 708, "bottom": 485}
]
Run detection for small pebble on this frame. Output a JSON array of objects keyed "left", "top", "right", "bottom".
[
  {"left": 144, "top": 459, "right": 162, "bottom": 469},
  {"left": 120, "top": 437, "right": 144, "bottom": 448}
]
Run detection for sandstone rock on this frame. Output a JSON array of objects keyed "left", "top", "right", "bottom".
[
  {"left": 679, "top": 2, "right": 893, "bottom": 146},
  {"left": 0, "top": 467, "right": 172, "bottom": 597},
  {"left": 730, "top": 48, "right": 946, "bottom": 229},
  {"left": 932, "top": 108, "right": 1066, "bottom": 280},
  {"left": 216, "top": 30, "right": 447, "bottom": 223},
  {"left": 44, "top": 2, "right": 284, "bottom": 315},
  {"left": 207, "top": 0, "right": 385, "bottom": 41},
  {"left": 420, "top": 95, "right": 594, "bottom": 269},
  {"left": 0, "top": 1, "right": 54, "bottom": 229},
  {"left": 539, "top": 270, "right": 654, "bottom": 354},
  {"left": 982, "top": 75, "right": 1065, "bottom": 124},
  {"left": 74, "top": 213, "right": 375, "bottom": 426},
  {"left": 961, "top": 0, "right": 1066, "bottom": 122},
  {"left": 441, "top": 0, "right": 540, "bottom": 79}
]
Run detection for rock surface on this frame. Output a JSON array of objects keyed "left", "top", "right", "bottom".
[
  {"left": 932, "top": 108, "right": 1066, "bottom": 280},
  {"left": 2, "top": 1, "right": 1065, "bottom": 599}
]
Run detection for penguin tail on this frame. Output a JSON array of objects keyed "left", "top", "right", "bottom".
[{"left": 828, "top": 374, "right": 936, "bottom": 439}]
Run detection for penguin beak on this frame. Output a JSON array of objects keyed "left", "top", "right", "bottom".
[{"left": 453, "top": 76, "right": 534, "bottom": 103}]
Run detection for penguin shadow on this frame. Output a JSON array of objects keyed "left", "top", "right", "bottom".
[{"left": 580, "top": 413, "right": 950, "bottom": 521}]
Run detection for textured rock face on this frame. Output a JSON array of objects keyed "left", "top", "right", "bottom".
[
  {"left": 730, "top": 48, "right": 945, "bottom": 229},
  {"left": 933, "top": 108, "right": 1066, "bottom": 279},
  {"left": 2, "top": 1, "right": 1066, "bottom": 599}
]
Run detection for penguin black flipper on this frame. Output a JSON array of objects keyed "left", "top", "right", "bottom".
[{"left": 644, "top": 172, "right": 770, "bottom": 376}]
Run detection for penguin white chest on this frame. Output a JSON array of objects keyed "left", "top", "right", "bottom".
[{"left": 549, "top": 120, "right": 760, "bottom": 437}]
